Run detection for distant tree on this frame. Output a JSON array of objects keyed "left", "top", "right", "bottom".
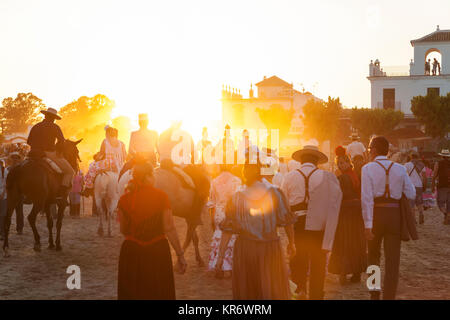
[
  {"left": 257, "top": 104, "right": 295, "bottom": 144},
  {"left": 0, "top": 93, "right": 46, "bottom": 133},
  {"left": 58, "top": 94, "right": 117, "bottom": 167},
  {"left": 411, "top": 92, "right": 450, "bottom": 140},
  {"left": 301, "top": 97, "right": 342, "bottom": 145},
  {"left": 58, "top": 94, "right": 115, "bottom": 139},
  {"left": 351, "top": 108, "right": 404, "bottom": 143}
]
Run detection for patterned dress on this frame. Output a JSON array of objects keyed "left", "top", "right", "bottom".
[
  {"left": 85, "top": 138, "right": 126, "bottom": 188},
  {"left": 207, "top": 171, "right": 241, "bottom": 271}
]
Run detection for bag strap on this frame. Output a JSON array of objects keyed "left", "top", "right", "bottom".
[
  {"left": 296, "top": 167, "right": 319, "bottom": 203},
  {"left": 375, "top": 160, "right": 394, "bottom": 198}
]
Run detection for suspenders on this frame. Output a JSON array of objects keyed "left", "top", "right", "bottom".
[
  {"left": 374, "top": 160, "right": 394, "bottom": 199},
  {"left": 297, "top": 168, "right": 319, "bottom": 204},
  {"left": 290, "top": 167, "right": 319, "bottom": 212}
]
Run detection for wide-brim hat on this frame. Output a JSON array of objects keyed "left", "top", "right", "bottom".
[
  {"left": 41, "top": 107, "right": 61, "bottom": 120},
  {"left": 438, "top": 149, "right": 450, "bottom": 157},
  {"left": 292, "top": 145, "right": 328, "bottom": 164},
  {"left": 349, "top": 132, "right": 360, "bottom": 139}
]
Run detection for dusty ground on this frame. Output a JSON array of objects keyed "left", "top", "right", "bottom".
[{"left": 0, "top": 197, "right": 448, "bottom": 300}]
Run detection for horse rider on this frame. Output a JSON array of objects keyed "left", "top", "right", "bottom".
[
  {"left": 27, "top": 107, "right": 75, "bottom": 201},
  {"left": 128, "top": 113, "right": 159, "bottom": 166},
  {"left": 83, "top": 126, "right": 127, "bottom": 196},
  {"left": 119, "top": 113, "right": 159, "bottom": 180}
]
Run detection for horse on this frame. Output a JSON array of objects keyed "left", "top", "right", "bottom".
[
  {"left": 94, "top": 171, "right": 119, "bottom": 237},
  {"left": 118, "top": 163, "right": 210, "bottom": 266},
  {"left": 3, "top": 139, "right": 82, "bottom": 256}
]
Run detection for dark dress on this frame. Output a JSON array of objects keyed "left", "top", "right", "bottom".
[
  {"left": 328, "top": 173, "right": 367, "bottom": 276},
  {"left": 117, "top": 184, "right": 175, "bottom": 300}
]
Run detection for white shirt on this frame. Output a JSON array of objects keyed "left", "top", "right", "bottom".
[
  {"left": 347, "top": 141, "right": 366, "bottom": 159},
  {"left": 404, "top": 162, "right": 426, "bottom": 188},
  {"left": 287, "top": 159, "right": 301, "bottom": 172},
  {"left": 272, "top": 172, "right": 284, "bottom": 188},
  {"left": 361, "top": 156, "right": 416, "bottom": 229},
  {"left": 281, "top": 163, "right": 324, "bottom": 216}
]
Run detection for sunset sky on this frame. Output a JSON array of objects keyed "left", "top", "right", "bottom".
[{"left": 0, "top": 0, "right": 449, "bottom": 139}]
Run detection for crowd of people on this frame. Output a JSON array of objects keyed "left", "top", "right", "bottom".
[
  {"left": 1, "top": 107, "right": 450, "bottom": 301},
  {"left": 112, "top": 126, "right": 450, "bottom": 300}
]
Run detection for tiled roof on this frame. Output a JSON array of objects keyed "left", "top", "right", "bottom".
[
  {"left": 411, "top": 30, "right": 450, "bottom": 45},
  {"left": 255, "top": 76, "right": 292, "bottom": 87}
]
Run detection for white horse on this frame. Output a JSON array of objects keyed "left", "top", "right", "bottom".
[{"left": 94, "top": 171, "right": 119, "bottom": 237}]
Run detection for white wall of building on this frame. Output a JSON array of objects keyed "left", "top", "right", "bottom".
[{"left": 370, "top": 76, "right": 450, "bottom": 114}]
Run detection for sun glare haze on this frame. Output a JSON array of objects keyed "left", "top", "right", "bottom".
[{"left": 1, "top": 0, "right": 450, "bottom": 141}]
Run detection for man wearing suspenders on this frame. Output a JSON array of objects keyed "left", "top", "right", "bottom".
[
  {"left": 361, "top": 136, "right": 415, "bottom": 300},
  {"left": 282, "top": 145, "right": 342, "bottom": 300}
]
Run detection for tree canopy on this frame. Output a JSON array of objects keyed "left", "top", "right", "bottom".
[
  {"left": 58, "top": 94, "right": 132, "bottom": 168},
  {"left": 411, "top": 92, "right": 450, "bottom": 139},
  {"left": 58, "top": 94, "right": 115, "bottom": 139},
  {"left": 350, "top": 107, "right": 404, "bottom": 143},
  {"left": 301, "top": 97, "right": 342, "bottom": 144},
  {"left": 0, "top": 93, "right": 46, "bottom": 134}
]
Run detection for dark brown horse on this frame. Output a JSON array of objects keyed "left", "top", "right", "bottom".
[
  {"left": 3, "top": 139, "right": 81, "bottom": 257},
  {"left": 118, "top": 160, "right": 211, "bottom": 265}
]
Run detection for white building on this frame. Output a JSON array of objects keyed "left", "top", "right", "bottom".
[
  {"left": 368, "top": 26, "right": 450, "bottom": 115},
  {"left": 221, "top": 75, "right": 321, "bottom": 156}
]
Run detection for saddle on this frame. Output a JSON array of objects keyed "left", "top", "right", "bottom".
[
  {"left": 26, "top": 150, "right": 63, "bottom": 175},
  {"left": 160, "top": 159, "right": 195, "bottom": 189}
]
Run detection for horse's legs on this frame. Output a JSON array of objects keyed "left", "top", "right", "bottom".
[
  {"left": 55, "top": 202, "right": 66, "bottom": 251},
  {"left": 106, "top": 201, "right": 112, "bottom": 237},
  {"left": 183, "top": 223, "right": 194, "bottom": 251},
  {"left": 192, "top": 227, "right": 204, "bottom": 267},
  {"left": 96, "top": 196, "right": 104, "bottom": 237},
  {"left": 44, "top": 204, "right": 55, "bottom": 249},
  {"left": 28, "top": 203, "right": 44, "bottom": 252},
  {"left": 3, "top": 195, "right": 19, "bottom": 257}
]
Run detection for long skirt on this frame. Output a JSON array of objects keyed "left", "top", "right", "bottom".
[
  {"left": 208, "top": 206, "right": 236, "bottom": 271},
  {"left": 118, "top": 239, "right": 175, "bottom": 300},
  {"left": 328, "top": 200, "right": 367, "bottom": 275},
  {"left": 232, "top": 237, "right": 290, "bottom": 300}
]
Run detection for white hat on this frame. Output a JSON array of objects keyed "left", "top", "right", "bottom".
[
  {"left": 438, "top": 149, "right": 450, "bottom": 157},
  {"left": 41, "top": 107, "right": 61, "bottom": 120}
]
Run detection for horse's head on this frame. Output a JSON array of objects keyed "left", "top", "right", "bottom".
[{"left": 62, "top": 139, "right": 82, "bottom": 171}]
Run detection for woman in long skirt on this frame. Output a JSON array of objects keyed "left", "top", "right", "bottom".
[
  {"left": 207, "top": 165, "right": 241, "bottom": 276},
  {"left": 215, "top": 160, "right": 296, "bottom": 299},
  {"left": 328, "top": 146, "right": 367, "bottom": 284},
  {"left": 117, "top": 162, "right": 187, "bottom": 299}
]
